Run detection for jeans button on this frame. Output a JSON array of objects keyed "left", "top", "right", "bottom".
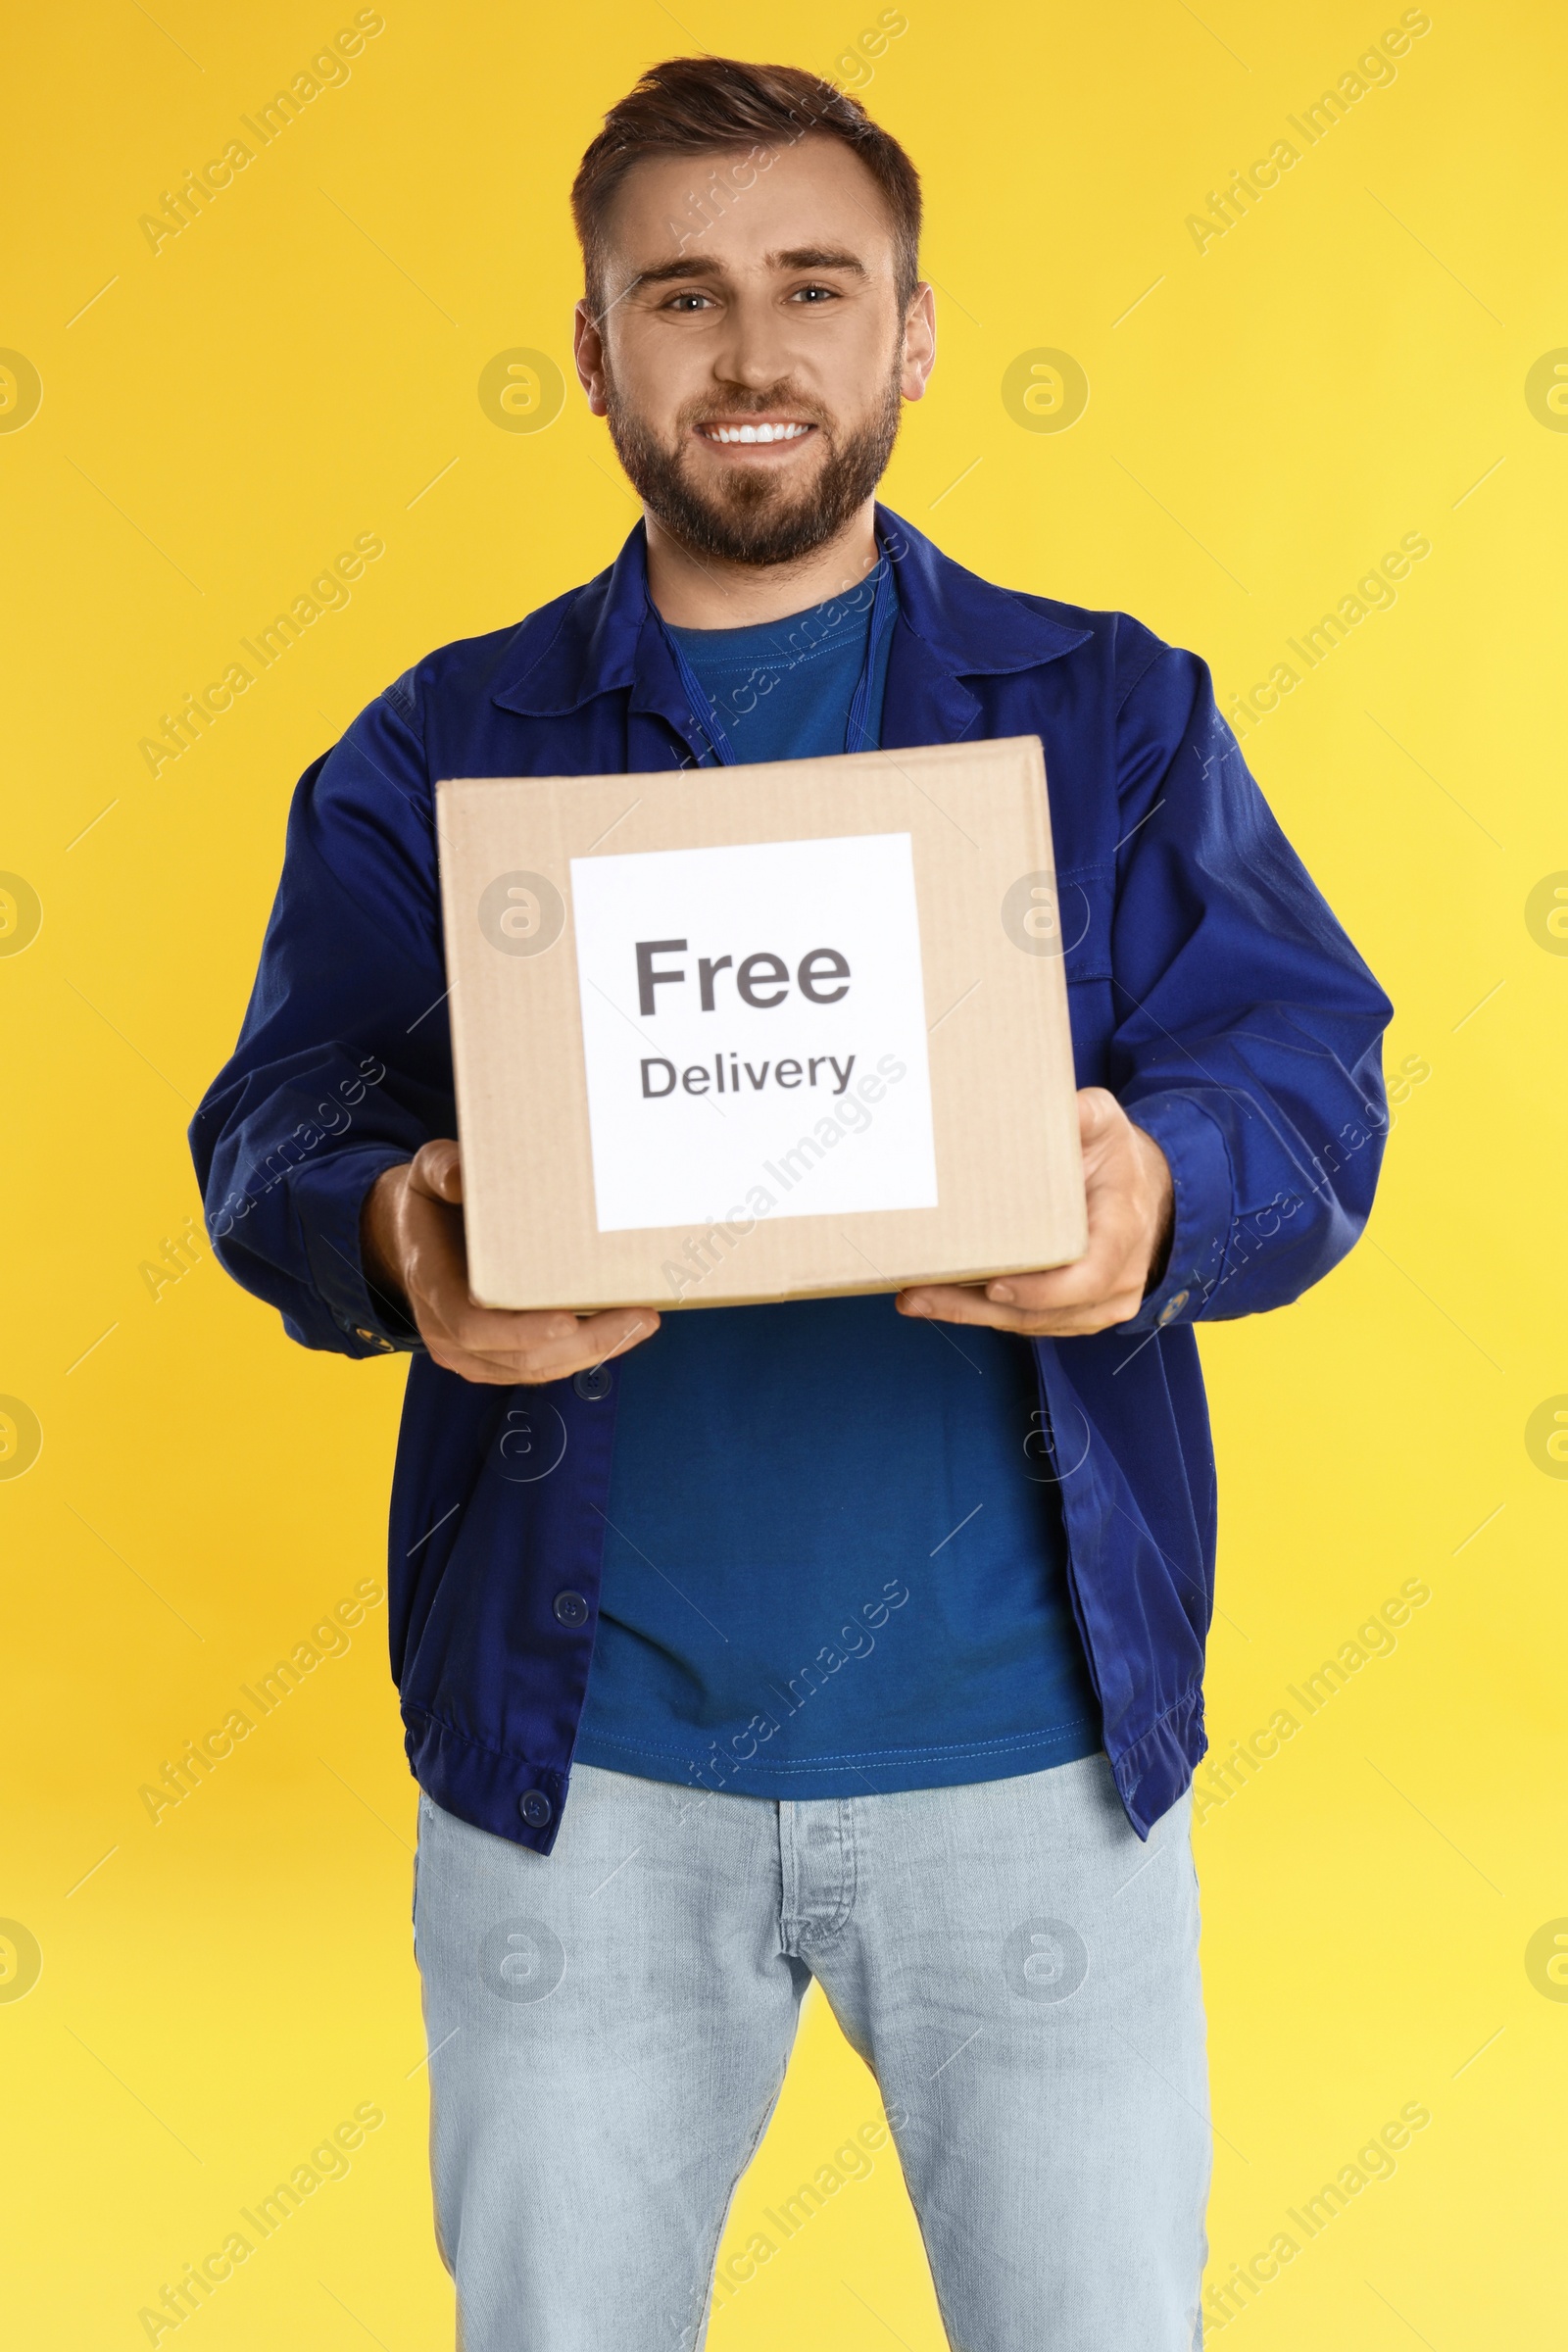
[
  {"left": 553, "top": 1589, "right": 589, "bottom": 1628},
  {"left": 573, "top": 1364, "right": 613, "bottom": 1400},
  {"left": 518, "top": 1789, "right": 553, "bottom": 1829}
]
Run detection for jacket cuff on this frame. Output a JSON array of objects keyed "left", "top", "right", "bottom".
[
  {"left": 294, "top": 1148, "right": 423, "bottom": 1355},
  {"left": 1118, "top": 1091, "right": 1236, "bottom": 1333}
]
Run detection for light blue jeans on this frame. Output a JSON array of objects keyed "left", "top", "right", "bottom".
[{"left": 413, "top": 1753, "right": 1209, "bottom": 2351}]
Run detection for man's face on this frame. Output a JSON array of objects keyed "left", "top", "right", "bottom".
[{"left": 575, "top": 135, "right": 934, "bottom": 566}]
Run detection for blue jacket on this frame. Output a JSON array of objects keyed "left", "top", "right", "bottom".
[{"left": 190, "top": 508, "right": 1393, "bottom": 1850}]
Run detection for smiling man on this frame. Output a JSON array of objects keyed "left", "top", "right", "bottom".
[{"left": 192, "top": 56, "right": 1393, "bottom": 2352}]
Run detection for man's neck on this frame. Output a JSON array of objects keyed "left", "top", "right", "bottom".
[{"left": 644, "top": 499, "right": 881, "bottom": 629}]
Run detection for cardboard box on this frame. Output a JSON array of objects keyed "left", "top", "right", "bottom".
[{"left": 435, "top": 735, "right": 1085, "bottom": 1310}]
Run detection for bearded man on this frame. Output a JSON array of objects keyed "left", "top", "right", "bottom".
[{"left": 193, "top": 55, "right": 1392, "bottom": 2352}]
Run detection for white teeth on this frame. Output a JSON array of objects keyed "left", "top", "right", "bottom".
[{"left": 704, "top": 421, "right": 808, "bottom": 444}]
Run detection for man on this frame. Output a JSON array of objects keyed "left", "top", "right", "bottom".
[{"left": 192, "top": 56, "right": 1392, "bottom": 2352}]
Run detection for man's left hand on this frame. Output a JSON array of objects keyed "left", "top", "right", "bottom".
[{"left": 896, "top": 1087, "right": 1175, "bottom": 1339}]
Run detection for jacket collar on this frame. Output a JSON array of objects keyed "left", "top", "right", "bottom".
[{"left": 489, "top": 506, "right": 1091, "bottom": 721}]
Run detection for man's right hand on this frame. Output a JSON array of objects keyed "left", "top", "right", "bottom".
[{"left": 361, "top": 1139, "right": 661, "bottom": 1386}]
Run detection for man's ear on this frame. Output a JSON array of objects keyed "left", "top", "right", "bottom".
[
  {"left": 901, "top": 281, "right": 936, "bottom": 404},
  {"left": 573, "top": 298, "right": 610, "bottom": 416}
]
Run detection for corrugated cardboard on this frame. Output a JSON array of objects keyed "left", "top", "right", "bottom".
[{"left": 435, "top": 735, "right": 1085, "bottom": 1310}]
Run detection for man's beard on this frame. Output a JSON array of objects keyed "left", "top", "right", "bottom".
[{"left": 604, "top": 362, "right": 904, "bottom": 568}]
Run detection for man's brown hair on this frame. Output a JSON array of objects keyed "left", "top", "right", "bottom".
[{"left": 571, "top": 56, "right": 922, "bottom": 314}]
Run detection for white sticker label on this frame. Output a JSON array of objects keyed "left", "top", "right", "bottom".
[{"left": 569, "top": 832, "right": 939, "bottom": 1234}]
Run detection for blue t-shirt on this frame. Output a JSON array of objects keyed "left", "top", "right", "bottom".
[{"left": 572, "top": 559, "right": 1102, "bottom": 1797}]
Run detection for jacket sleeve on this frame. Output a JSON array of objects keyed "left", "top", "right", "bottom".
[
  {"left": 188, "top": 677, "right": 450, "bottom": 1357},
  {"left": 1104, "top": 641, "right": 1394, "bottom": 1334}
]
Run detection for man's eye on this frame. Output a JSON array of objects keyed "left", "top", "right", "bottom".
[
  {"left": 663, "top": 292, "right": 713, "bottom": 313},
  {"left": 791, "top": 284, "right": 839, "bottom": 303}
]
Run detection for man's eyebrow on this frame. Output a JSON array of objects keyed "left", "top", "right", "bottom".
[
  {"left": 624, "top": 244, "right": 871, "bottom": 294},
  {"left": 628, "top": 256, "right": 726, "bottom": 290},
  {"left": 769, "top": 245, "right": 868, "bottom": 275}
]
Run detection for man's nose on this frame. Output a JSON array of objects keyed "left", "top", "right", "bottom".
[{"left": 708, "top": 289, "right": 798, "bottom": 392}]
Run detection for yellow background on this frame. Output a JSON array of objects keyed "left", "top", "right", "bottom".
[{"left": 3, "top": 0, "right": 1564, "bottom": 2342}]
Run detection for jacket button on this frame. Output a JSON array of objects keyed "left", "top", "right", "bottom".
[
  {"left": 519, "top": 1789, "right": 553, "bottom": 1829},
  {"left": 1157, "top": 1289, "right": 1190, "bottom": 1327},
  {"left": 573, "top": 1364, "right": 612, "bottom": 1400},
  {"left": 553, "top": 1589, "right": 589, "bottom": 1628}
]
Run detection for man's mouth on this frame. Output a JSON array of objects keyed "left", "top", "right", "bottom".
[{"left": 694, "top": 418, "right": 816, "bottom": 448}]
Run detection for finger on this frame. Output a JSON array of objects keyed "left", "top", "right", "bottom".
[
  {"left": 898, "top": 1238, "right": 1131, "bottom": 1320},
  {"left": 980, "top": 1245, "right": 1141, "bottom": 1313},
  {"left": 440, "top": 1300, "right": 578, "bottom": 1353},
  {"left": 435, "top": 1324, "right": 656, "bottom": 1387},
  {"left": 424, "top": 1342, "right": 544, "bottom": 1387},
  {"left": 587, "top": 1306, "right": 662, "bottom": 1361},
  {"left": 410, "top": 1137, "right": 464, "bottom": 1205},
  {"left": 436, "top": 1303, "right": 661, "bottom": 1383},
  {"left": 1076, "top": 1084, "right": 1123, "bottom": 1150},
  {"left": 905, "top": 1298, "right": 1138, "bottom": 1337},
  {"left": 897, "top": 1282, "right": 1141, "bottom": 1336}
]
